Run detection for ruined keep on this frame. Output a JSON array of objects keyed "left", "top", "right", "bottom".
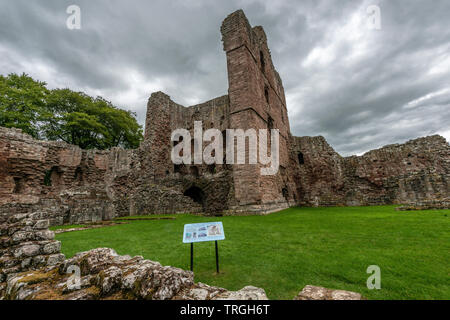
[{"left": 0, "top": 10, "right": 449, "bottom": 225}]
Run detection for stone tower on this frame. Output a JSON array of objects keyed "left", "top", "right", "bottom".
[
  {"left": 140, "top": 10, "right": 298, "bottom": 214},
  {"left": 221, "top": 10, "right": 297, "bottom": 212}
]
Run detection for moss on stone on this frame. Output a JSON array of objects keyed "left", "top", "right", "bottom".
[
  {"left": 33, "top": 288, "right": 64, "bottom": 300},
  {"left": 85, "top": 285, "right": 101, "bottom": 298},
  {"left": 18, "top": 268, "right": 58, "bottom": 285}
]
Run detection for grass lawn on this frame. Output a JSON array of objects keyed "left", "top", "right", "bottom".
[{"left": 55, "top": 206, "right": 450, "bottom": 300}]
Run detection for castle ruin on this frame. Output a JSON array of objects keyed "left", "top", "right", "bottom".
[{"left": 0, "top": 10, "right": 449, "bottom": 225}]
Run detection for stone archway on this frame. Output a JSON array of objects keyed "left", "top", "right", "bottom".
[{"left": 183, "top": 186, "right": 205, "bottom": 208}]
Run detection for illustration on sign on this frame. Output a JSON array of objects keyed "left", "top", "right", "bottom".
[{"left": 183, "top": 222, "right": 225, "bottom": 243}]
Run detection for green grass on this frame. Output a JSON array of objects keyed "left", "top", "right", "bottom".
[{"left": 55, "top": 206, "right": 450, "bottom": 300}]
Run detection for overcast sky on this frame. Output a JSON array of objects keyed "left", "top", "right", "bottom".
[{"left": 1, "top": 0, "right": 449, "bottom": 155}]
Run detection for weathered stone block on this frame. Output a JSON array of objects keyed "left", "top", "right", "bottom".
[
  {"left": 14, "top": 244, "right": 41, "bottom": 258},
  {"left": 294, "top": 285, "right": 362, "bottom": 300},
  {"left": 46, "top": 253, "right": 65, "bottom": 266},
  {"left": 34, "top": 230, "right": 54, "bottom": 241},
  {"left": 42, "top": 241, "right": 61, "bottom": 255},
  {"left": 33, "top": 220, "right": 50, "bottom": 230}
]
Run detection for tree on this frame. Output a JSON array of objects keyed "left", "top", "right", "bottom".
[
  {"left": 43, "top": 89, "right": 143, "bottom": 150},
  {"left": 0, "top": 73, "right": 143, "bottom": 149},
  {"left": 0, "top": 73, "right": 49, "bottom": 138},
  {"left": 88, "top": 97, "right": 143, "bottom": 149}
]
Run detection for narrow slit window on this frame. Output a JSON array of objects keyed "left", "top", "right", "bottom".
[
  {"left": 298, "top": 152, "right": 305, "bottom": 165},
  {"left": 260, "top": 50, "right": 265, "bottom": 75}
]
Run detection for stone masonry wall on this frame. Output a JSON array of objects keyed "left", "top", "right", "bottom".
[
  {"left": 0, "top": 127, "right": 120, "bottom": 225},
  {"left": 0, "top": 212, "right": 65, "bottom": 285},
  {"left": 131, "top": 92, "right": 235, "bottom": 215},
  {"left": 293, "top": 135, "right": 450, "bottom": 206},
  {"left": 221, "top": 10, "right": 297, "bottom": 213}
]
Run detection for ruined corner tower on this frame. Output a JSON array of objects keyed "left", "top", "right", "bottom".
[
  {"left": 220, "top": 10, "right": 297, "bottom": 212},
  {"left": 141, "top": 10, "right": 299, "bottom": 214}
]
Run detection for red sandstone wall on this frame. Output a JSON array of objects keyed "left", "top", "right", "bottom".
[
  {"left": 221, "top": 10, "right": 296, "bottom": 212},
  {"left": 292, "top": 135, "right": 450, "bottom": 206},
  {"left": 0, "top": 127, "right": 119, "bottom": 224},
  {"left": 139, "top": 92, "right": 235, "bottom": 214}
]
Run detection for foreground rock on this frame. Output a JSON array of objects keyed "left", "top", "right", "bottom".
[
  {"left": 175, "top": 283, "right": 268, "bottom": 300},
  {"left": 294, "top": 285, "right": 362, "bottom": 300},
  {"left": 2, "top": 247, "right": 268, "bottom": 300}
]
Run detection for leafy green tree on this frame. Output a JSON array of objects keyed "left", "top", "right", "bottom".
[
  {"left": 43, "top": 89, "right": 143, "bottom": 149},
  {"left": 91, "top": 97, "right": 143, "bottom": 149},
  {"left": 0, "top": 73, "right": 143, "bottom": 150},
  {"left": 0, "top": 73, "right": 49, "bottom": 138}
]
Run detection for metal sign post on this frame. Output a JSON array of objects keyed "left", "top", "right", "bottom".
[
  {"left": 183, "top": 222, "right": 225, "bottom": 273},
  {"left": 215, "top": 240, "right": 219, "bottom": 273},
  {"left": 190, "top": 242, "right": 194, "bottom": 271}
]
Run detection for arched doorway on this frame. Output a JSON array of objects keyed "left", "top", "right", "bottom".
[
  {"left": 183, "top": 186, "right": 205, "bottom": 207},
  {"left": 282, "top": 187, "right": 289, "bottom": 200}
]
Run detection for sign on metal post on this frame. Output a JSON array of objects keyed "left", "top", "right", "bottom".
[{"left": 183, "top": 222, "right": 225, "bottom": 273}]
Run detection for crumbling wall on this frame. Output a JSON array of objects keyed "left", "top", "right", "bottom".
[
  {"left": 138, "top": 91, "right": 235, "bottom": 215},
  {"left": 293, "top": 135, "right": 450, "bottom": 206},
  {"left": 0, "top": 212, "right": 65, "bottom": 286},
  {"left": 0, "top": 10, "right": 448, "bottom": 221},
  {"left": 0, "top": 127, "right": 121, "bottom": 224}
]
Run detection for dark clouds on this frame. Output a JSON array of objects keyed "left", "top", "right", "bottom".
[{"left": 0, "top": 0, "right": 449, "bottom": 155}]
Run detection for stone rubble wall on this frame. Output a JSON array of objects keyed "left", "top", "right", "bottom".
[
  {"left": 1, "top": 128, "right": 448, "bottom": 223},
  {"left": 0, "top": 212, "right": 65, "bottom": 287},
  {"left": 2, "top": 247, "right": 269, "bottom": 300},
  {"left": 293, "top": 135, "right": 450, "bottom": 206},
  {"left": 0, "top": 127, "right": 120, "bottom": 225},
  {"left": 131, "top": 92, "right": 236, "bottom": 215},
  {"left": 396, "top": 197, "right": 450, "bottom": 211}
]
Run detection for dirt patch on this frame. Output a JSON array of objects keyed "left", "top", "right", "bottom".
[
  {"left": 53, "top": 221, "right": 128, "bottom": 234},
  {"left": 113, "top": 217, "right": 176, "bottom": 221}
]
